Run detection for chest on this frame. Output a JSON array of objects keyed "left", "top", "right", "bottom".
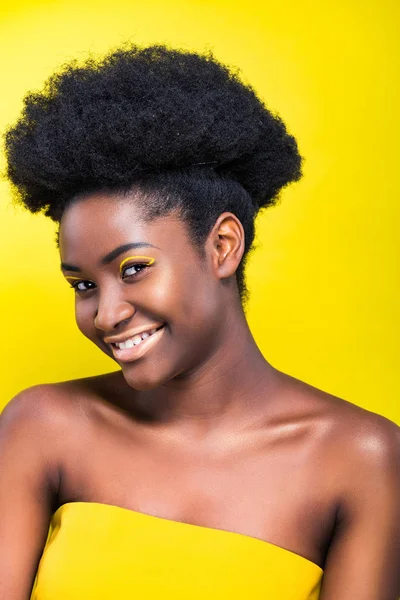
[{"left": 58, "top": 409, "right": 335, "bottom": 568}]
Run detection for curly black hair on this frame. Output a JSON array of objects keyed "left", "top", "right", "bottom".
[{"left": 3, "top": 44, "right": 302, "bottom": 303}]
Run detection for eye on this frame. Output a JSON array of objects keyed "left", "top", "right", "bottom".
[
  {"left": 69, "top": 280, "right": 96, "bottom": 293},
  {"left": 122, "top": 263, "right": 150, "bottom": 279}
]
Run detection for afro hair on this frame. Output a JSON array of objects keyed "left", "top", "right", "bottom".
[{"left": 3, "top": 44, "right": 302, "bottom": 301}]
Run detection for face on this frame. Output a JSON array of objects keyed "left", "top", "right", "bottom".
[{"left": 59, "top": 192, "right": 237, "bottom": 391}]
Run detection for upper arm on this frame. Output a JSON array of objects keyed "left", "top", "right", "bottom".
[
  {"left": 320, "top": 415, "right": 400, "bottom": 600},
  {"left": 0, "top": 386, "right": 64, "bottom": 599}
]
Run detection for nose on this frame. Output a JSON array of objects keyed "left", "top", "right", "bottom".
[{"left": 94, "top": 289, "right": 136, "bottom": 332}]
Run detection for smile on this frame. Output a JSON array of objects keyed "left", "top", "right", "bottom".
[
  {"left": 112, "top": 326, "right": 162, "bottom": 350},
  {"left": 110, "top": 325, "right": 165, "bottom": 363}
]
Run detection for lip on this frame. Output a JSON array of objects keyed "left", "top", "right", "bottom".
[
  {"left": 105, "top": 324, "right": 164, "bottom": 345},
  {"left": 110, "top": 325, "right": 165, "bottom": 364}
]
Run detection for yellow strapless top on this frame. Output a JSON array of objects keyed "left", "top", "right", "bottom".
[{"left": 30, "top": 502, "right": 323, "bottom": 599}]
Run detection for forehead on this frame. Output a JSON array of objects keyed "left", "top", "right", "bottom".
[{"left": 59, "top": 192, "right": 190, "bottom": 262}]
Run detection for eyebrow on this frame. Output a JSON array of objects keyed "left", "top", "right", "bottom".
[{"left": 60, "top": 242, "right": 159, "bottom": 273}]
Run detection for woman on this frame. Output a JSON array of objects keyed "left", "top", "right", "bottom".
[{"left": 0, "top": 45, "right": 399, "bottom": 600}]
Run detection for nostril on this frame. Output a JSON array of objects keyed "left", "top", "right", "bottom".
[{"left": 94, "top": 303, "right": 135, "bottom": 332}]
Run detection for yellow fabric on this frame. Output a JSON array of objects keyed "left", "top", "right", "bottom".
[{"left": 31, "top": 502, "right": 323, "bottom": 599}]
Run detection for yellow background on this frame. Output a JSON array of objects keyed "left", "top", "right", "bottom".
[{"left": 0, "top": 0, "right": 398, "bottom": 424}]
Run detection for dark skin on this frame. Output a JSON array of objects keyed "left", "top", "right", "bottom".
[{"left": 0, "top": 190, "right": 399, "bottom": 599}]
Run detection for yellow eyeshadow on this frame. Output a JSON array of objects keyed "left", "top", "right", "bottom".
[
  {"left": 119, "top": 255, "right": 155, "bottom": 272},
  {"left": 64, "top": 256, "right": 155, "bottom": 281}
]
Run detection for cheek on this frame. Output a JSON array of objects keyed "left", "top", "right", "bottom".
[
  {"left": 157, "top": 263, "right": 219, "bottom": 328},
  {"left": 74, "top": 299, "right": 95, "bottom": 338}
]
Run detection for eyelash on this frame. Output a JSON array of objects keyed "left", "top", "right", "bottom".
[{"left": 69, "top": 262, "right": 151, "bottom": 293}]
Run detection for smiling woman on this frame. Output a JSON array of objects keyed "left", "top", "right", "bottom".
[{"left": 0, "top": 44, "right": 399, "bottom": 600}]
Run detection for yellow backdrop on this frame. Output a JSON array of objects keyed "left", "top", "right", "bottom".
[{"left": 0, "top": 0, "right": 398, "bottom": 424}]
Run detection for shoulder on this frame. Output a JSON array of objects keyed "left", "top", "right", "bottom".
[
  {"left": 282, "top": 370, "right": 398, "bottom": 434},
  {"left": 0, "top": 385, "right": 77, "bottom": 466},
  {"left": 298, "top": 388, "right": 400, "bottom": 596},
  {"left": 1, "top": 374, "right": 111, "bottom": 435},
  {"left": 332, "top": 405, "right": 400, "bottom": 501},
  {"left": 282, "top": 372, "right": 400, "bottom": 489},
  {"left": 2, "top": 381, "right": 80, "bottom": 423},
  {"left": 337, "top": 403, "right": 400, "bottom": 464},
  {"left": 1, "top": 384, "right": 68, "bottom": 430},
  {"left": 313, "top": 384, "right": 399, "bottom": 472},
  {"left": 1, "top": 370, "right": 126, "bottom": 438}
]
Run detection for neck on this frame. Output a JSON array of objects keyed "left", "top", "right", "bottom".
[{"left": 123, "top": 307, "right": 282, "bottom": 438}]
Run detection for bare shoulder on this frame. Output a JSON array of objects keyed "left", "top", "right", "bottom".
[
  {"left": 280, "top": 371, "right": 400, "bottom": 475},
  {"left": 1, "top": 371, "right": 121, "bottom": 436},
  {"left": 278, "top": 377, "right": 400, "bottom": 597},
  {"left": 1, "top": 383, "right": 71, "bottom": 431}
]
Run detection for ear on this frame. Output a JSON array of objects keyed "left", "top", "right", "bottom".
[{"left": 208, "top": 212, "right": 245, "bottom": 280}]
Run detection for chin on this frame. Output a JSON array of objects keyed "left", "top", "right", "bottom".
[
  {"left": 120, "top": 361, "right": 172, "bottom": 392},
  {"left": 122, "top": 375, "right": 161, "bottom": 392},
  {"left": 121, "top": 352, "right": 195, "bottom": 391}
]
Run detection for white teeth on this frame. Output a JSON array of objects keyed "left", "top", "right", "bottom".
[{"left": 114, "top": 327, "right": 162, "bottom": 350}]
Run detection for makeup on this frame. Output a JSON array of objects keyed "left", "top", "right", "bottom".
[
  {"left": 65, "top": 256, "right": 155, "bottom": 288},
  {"left": 119, "top": 256, "right": 155, "bottom": 272}
]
